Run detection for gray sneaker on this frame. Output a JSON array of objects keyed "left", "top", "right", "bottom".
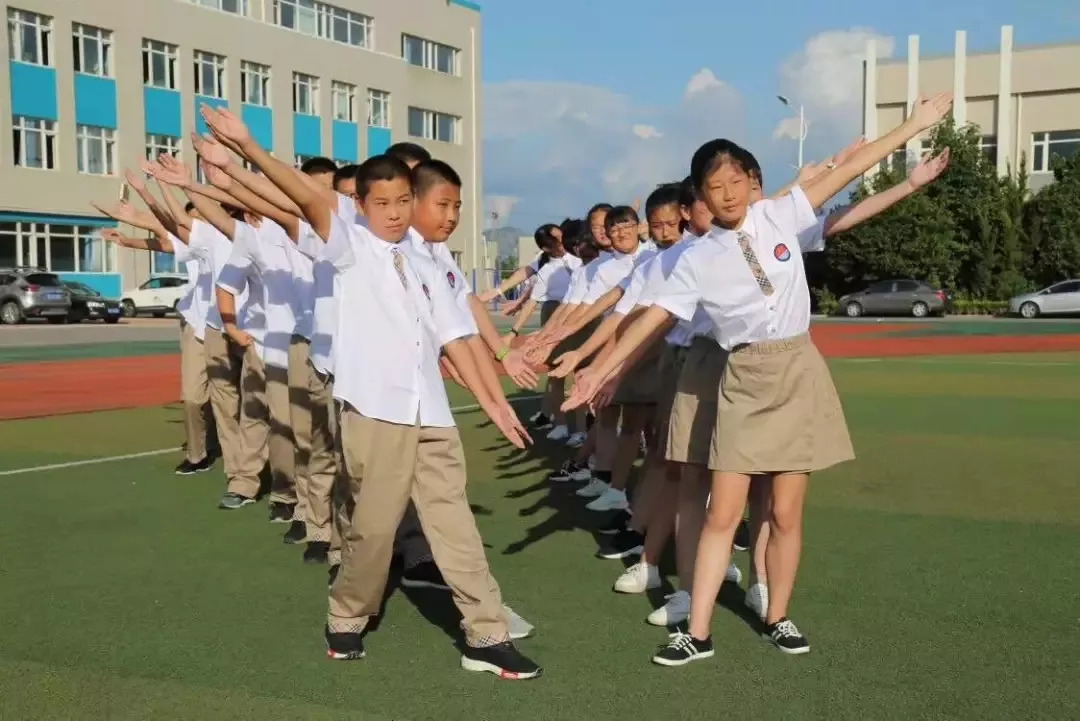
[
  {"left": 218, "top": 492, "right": 255, "bottom": 510},
  {"left": 504, "top": 605, "right": 535, "bottom": 640}
]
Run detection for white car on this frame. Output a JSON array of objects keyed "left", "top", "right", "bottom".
[
  {"left": 121, "top": 274, "right": 189, "bottom": 318},
  {"left": 1009, "top": 280, "right": 1080, "bottom": 319}
]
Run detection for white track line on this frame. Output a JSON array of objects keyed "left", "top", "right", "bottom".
[
  {"left": 0, "top": 394, "right": 544, "bottom": 478},
  {"left": 834, "top": 357, "right": 1078, "bottom": 368}
]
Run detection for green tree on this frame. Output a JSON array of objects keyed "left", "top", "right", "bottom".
[{"left": 1022, "top": 151, "right": 1080, "bottom": 287}]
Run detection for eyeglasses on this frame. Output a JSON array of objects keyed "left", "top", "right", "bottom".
[{"left": 608, "top": 222, "right": 638, "bottom": 235}]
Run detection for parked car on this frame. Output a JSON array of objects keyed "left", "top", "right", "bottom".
[
  {"left": 121, "top": 274, "right": 189, "bottom": 317},
  {"left": 62, "top": 281, "right": 123, "bottom": 324},
  {"left": 1009, "top": 280, "right": 1080, "bottom": 319},
  {"left": 0, "top": 267, "right": 72, "bottom": 325},
  {"left": 838, "top": 280, "right": 952, "bottom": 318}
]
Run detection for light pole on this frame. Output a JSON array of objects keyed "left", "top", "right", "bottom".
[{"left": 777, "top": 95, "right": 807, "bottom": 169}]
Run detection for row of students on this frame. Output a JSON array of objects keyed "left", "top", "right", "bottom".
[{"left": 96, "top": 115, "right": 543, "bottom": 679}]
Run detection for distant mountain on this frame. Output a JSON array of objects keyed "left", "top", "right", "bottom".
[{"left": 482, "top": 226, "right": 526, "bottom": 261}]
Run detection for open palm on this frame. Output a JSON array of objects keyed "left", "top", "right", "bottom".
[
  {"left": 202, "top": 105, "right": 250, "bottom": 144},
  {"left": 909, "top": 148, "right": 951, "bottom": 189},
  {"left": 196, "top": 133, "right": 231, "bottom": 168}
]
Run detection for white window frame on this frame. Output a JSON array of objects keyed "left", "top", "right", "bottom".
[
  {"left": 367, "top": 88, "right": 390, "bottom": 128},
  {"left": 142, "top": 39, "right": 178, "bottom": 89},
  {"left": 241, "top": 61, "right": 271, "bottom": 107},
  {"left": 7, "top": 8, "right": 52, "bottom": 66},
  {"left": 294, "top": 153, "right": 316, "bottom": 167},
  {"left": 331, "top": 81, "right": 355, "bottom": 122},
  {"left": 293, "top": 72, "right": 320, "bottom": 115},
  {"left": 407, "top": 107, "right": 460, "bottom": 144},
  {"left": 0, "top": 221, "right": 115, "bottom": 273},
  {"left": 1031, "top": 130, "right": 1080, "bottom": 173},
  {"left": 145, "top": 134, "right": 181, "bottom": 160},
  {"left": 76, "top": 124, "right": 117, "bottom": 176},
  {"left": 12, "top": 115, "right": 57, "bottom": 170},
  {"left": 273, "top": 0, "right": 373, "bottom": 50},
  {"left": 193, "top": 50, "right": 227, "bottom": 99},
  {"left": 190, "top": 0, "right": 249, "bottom": 15},
  {"left": 402, "top": 34, "right": 460, "bottom": 76},
  {"left": 72, "top": 23, "right": 112, "bottom": 77}
]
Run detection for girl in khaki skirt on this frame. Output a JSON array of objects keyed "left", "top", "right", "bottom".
[{"left": 562, "top": 93, "right": 953, "bottom": 664}]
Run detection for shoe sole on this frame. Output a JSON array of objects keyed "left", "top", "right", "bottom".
[
  {"left": 326, "top": 648, "right": 366, "bottom": 660},
  {"left": 460, "top": 656, "right": 542, "bottom": 680},
  {"left": 596, "top": 545, "right": 644, "bottom": 560},
  {"left": 763, "top": 634, "right": 811, "bottom": 655},
  {"left": 269, "top": 517, "right": 294, "bottom": 524},
  {"left": 570, "top": 473, "right": 592, "bottom": 482},
  {"left": 218, "top": 500, "right": 255, "bottom": 510},
  {"left": 283, "top": 536, "right": 307, "bottom": 545},
  {"left": 732, "top": 542, "right": 749, "bottom": 552},
  {"left": 651, "top": 649, "right": 715, "bottom": 667},
  {"left": 586, "top": 502, "right": 629, "bottom": 512},
  {"left": 400, "top": 578, "right": 452, "bottom": 591},
  {"left": 175, "top": 462, "right": 213, "bottom": 476},
  {"left": 646, "top": 612, "right": 688, "bottom": 627},
  {"left": 575, "top": 491, "right": 604, "bottom": 498},
  {"left": 613, "top": 582, "right": 659, "bottom": 594},
  {"left": 596, "top": 527, "right": 624, "bottom": 536}
]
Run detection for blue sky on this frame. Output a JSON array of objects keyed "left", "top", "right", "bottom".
[{"left": 477, "top": 0, "right": 1079, "bottom": 233}]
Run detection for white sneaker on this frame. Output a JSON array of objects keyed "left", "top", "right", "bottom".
[
  {"left": 570, "top": 464, "right": 592, "bottom": 482},
  {"left": 546, "top": 424, "right": 569, "bottom": 441},
  {"left": 725, "top": 561, "right": 743, "bottom": 585},
  {"left": 575, "top": 478, "right": 608, "bottom": 498},
  {"left": 565, "top": 431, "right": 587, "bottom": 448},
  {"left": 503, "top": 605, "right": 535, "bottom": 640},
  {"left": 614, "top": 560, "right": 660, "bottom": 594},
  {"left": 647, "top": 590, "right": 690, "bottom": 626},
  {"left": 585, "top": 486, "right": 629, "bottom": 512},
  {"left": 745, "top": 582, "right": 768, "bottom": 621}
]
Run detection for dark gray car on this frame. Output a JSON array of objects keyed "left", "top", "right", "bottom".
[
  {"left": 838, "top": 279, "right": 951, "bottom": 318},
  {"left": 0, "top": 268, "right": 72, "bottom": 324}
]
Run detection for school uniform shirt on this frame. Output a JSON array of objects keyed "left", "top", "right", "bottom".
[
  {"left": 621, "top": 235, "right": 701, "bottom": 346},
  {"left": 403, "top": 233, "right": 479, "bottom": 336},
  {"left": 531, "top": 253, "right": 583, "bottom": 303},
  {"left": 170, "top": 233, "right": 211, "bottom": 340},
  {"left": 320, "top": 215, "right": 474, "bottom": 428},
  {"left": 562, "top": 250, "right": 615, "bottom": 305},
  {"left": 214, "top": 222, "right": 267, "bottom": 356},
  {"left": 187, "top": 219, "right": 247, "bottom": 332},
  {"left": 426, "top": 240, "right": 479, "bottom": 331},
  {"left": 656, "top": 186, "right": 821, "bottom": 350},
  {"left": 582, "top": 244, "right": 652, "bottom": 305}
]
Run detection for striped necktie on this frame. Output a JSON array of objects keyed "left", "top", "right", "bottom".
[
  {"left": 736, "top": 231, "right": 774, "bottom": 296},
  {"left": 391, "top": 248, "right": 409, "bottom": 290}
]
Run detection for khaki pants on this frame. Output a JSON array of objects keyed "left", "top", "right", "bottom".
[
  {"left": 180, "top": 320, "right": 215, "bottom": 463},
  {"left": 328, "top": 410, "right": 508, "bottom": 646},
  {"left": 289, "top": 337, "right": 336, "bottom": 541},
  {"left": 204, "top": 328, "right": 269, "bottom": 498},
  {"left": 266, "top": 363, "right": 298, "bottom": 508}
]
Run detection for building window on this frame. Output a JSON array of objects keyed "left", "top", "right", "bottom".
[
  {"left": 145, "top": 134, "right": 181, "bottom": 160},
  {"left": 978, "top": 135, "right": 997, "bottom": 166},
  {"left": 76, "top": 124, "right": 117, "bottom": 176},
  {"left": 193, "top": 50, "right": 226, "bottom": 98},
  {"left": 12, "top": 115, "right": 57, "bottom": 169},
  {"left": 7, "top": 8, "right": 52, "bottom": 66},
  {"left": 408, "top": 107, "right": 460, "bottom": 144},
  {"left": 402, "top": 34, "right": 459, "bottom": 76},
  {"left": 273, "top": 0, "right": 373, "bottom": 49},
  {"left": 0, "top": 222, "right": 114, "bottom": 273},
  {"left": 241, "top": 61, "right": 271, "bottom": 106},
  {"left": 1032, "top": 130, "right": 1080, "bottom": 173},
  {"left": 142, "top": 39, "right": 178, "bottom": 89},
  {"left": 72, "top": 23, "right": 112, "bottom": 77},
  {"left": 367, "top": 89, "right": 390, "bottom": 128},
  {"left": 293, "top": 72, "right": 319, "bottom": 115},
  {"left": 190, "top": 0, "right": 249, "bottom": 15},
  {"left": 331, "top": 81, "right": 355, "bottom": 122}
]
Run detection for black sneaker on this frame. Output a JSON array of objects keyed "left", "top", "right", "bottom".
[
  {"left": 282, "top": 520, "right": 306, "bottom": 545},
  {"left": 652, "top": 631, "right": 715, "bottom": 666},
  {"left": 530, "top": 413, "right": 553, "bottom": 431},
  {"left": 460, "top": 641, "right": 541, "bottom": 680},
  {"left": 596, "top": 528, "right": 644, "bottom": 560},
  {"left": 304, "top": 541, "right": 329, "bottom": 565},
  {"left": 763, "top": 617, "right": 810, "bottom": 655},
  {"left": 325, "top": 625, "right": 365, "bottom": 660},
  {"left": 733, "top": 518, "right": 750, "bottom": 552},
  {"left": 218, "top": 492, "right": 255, "bottom": 510},
  {"left": 174, "top": 457, "right": 213, "bottom": 475},
  {"left": 400, "top": 561, "right": 450, "bottom": 591},
  {"left": 327, "top": 563, "right": 341, "bottom": 589},
  {"left": 269, "top": 502, "right": 295, "bottom": 524},
  {"left": 547, "top": 460, "right": 590, "bottom": 483},
  {"left": 598, "top": 510, "right": 632, "bottom": 536}
]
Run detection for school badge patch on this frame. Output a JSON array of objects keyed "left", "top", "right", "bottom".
[
  {"left": 773, "top": 243, "right": 791, "bottom": 262},
  {"left": 446, "top": 271, "right": 456, "bottom": 288}
]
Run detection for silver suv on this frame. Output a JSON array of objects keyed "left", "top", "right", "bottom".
[{"left": 0, "top": 267, "right": 73, "bottom": 325}]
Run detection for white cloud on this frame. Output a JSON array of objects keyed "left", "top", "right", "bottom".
[
  {"left": 686, "top": 68, "right": 723, "bottom": 96},
  {"left": 484, "top": 195, "right": 519, "bottom": 228},
  {"left": 632, "top": 124, "right": 663, "bottom": 140},
  {"left": 772, "top": 116, "right": 807, "bottom": 141}
]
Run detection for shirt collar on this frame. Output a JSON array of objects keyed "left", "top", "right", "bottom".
[{"left": 705, "top": 210, "right": 758, "bottom": 245}]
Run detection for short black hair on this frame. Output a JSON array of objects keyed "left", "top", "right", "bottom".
[
  {"left": 678, "top": 175, "right": 700, "bottom": 208},
  {"left": 586, "top": 203, "right": 613, "bottom": 224},
  {"left": 356, "top": 154, "right": 413, "bottom": 198},
  {"left": 534, "top": 223, "right": 560, "bottom": 251},
  {"left": 603, "top": 205, "right": 639, "bottom": 233},
  {"left": 386, "top": 142, "right": 432, "bottom": 166},
  {"left": 412, "top": 159, "right": 462, "bottom": 198},
  {"left": 690, "top": 139, "right": 757, "bottom": 192},
  {"left": 183, "top": 201, "right": 196, "bottom": 214},
  {"left": 559, "top": 218, "right": 585, "bottom": 254},
  {"left": 645, "top": 183, "right": 681, "bottom": 219},
  {"left": 300, "top": 156, "right": 337, "bottom": 176},
  {"left": 333, "top": 164, "right": 359, "bottom": 190},
  {"left": 746, "top": 152, "right": 763, "bottom": 188}
]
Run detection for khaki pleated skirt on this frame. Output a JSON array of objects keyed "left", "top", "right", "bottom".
[
  {"left": 614, "top": 340, "right": 664, "bottom": 406},
  {"left": 665, "top": 336, "right": 726, "bottom": 465},
  {"left": 707, "top": 333, "right": 854, "bottom": 473},
  {"left": 651, "top": 343, "right": 686, "bottom": 452}
]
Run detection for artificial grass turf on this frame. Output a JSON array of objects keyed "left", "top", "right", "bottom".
[{"left": 1, "top": 357, "right": 1078, "bottom": 720}]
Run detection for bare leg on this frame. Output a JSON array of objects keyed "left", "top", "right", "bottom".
[
  {"left": 610, "top": 405, "right": 650, "bottom": 492},
  {"left": 747, "top": 475, "right": 773, "bottom": 586},
  {"left": 764, "top": 472, "right": 808, "bottom": 624},
  {"left": 675, "top": 463, "right": 710, "bottom": 591}
]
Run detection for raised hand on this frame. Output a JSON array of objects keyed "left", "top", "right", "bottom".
[
  {"left": 202, "top": 160, "right": 232, "bottom": 190},
  {"left": 909, "top": 148, "right": 951, "bottom": 189},
  {"left": 909, "top": 92, "right": 953, "bottom": 132},
  {"left": 796, "top": 161, "right": 828, "bottom": 185},
  {"left": 548, "top": 349, "right": 582, "bottom": 379},
  {"left": 830, "top": 136, "right": 867, "bottom": 168},
  {"left": 196, "top": 133, "right": 232, "bottom": 168},
  {"left": 124, "top": 167, "right": 147, "bottom": 192},
  {"left": 92, "top": 200, "right": 139, "bottom": 225},
  {"left": 561, "top": 367, "right": 602, "bottom": 411},
  {"left": 100, "top": 228, "right": 126, "bottom": 245},
  {"left": 500, "top": 349, "right": 539, "bottom": 389},
  {"left": 591, "top": 375, "right": 620, "bottom": 412},
  {"left": 148, "top": 155, "right": 191, "bottom": 187},
  {"left": 490, "top": 403, "right": 531, "bottom": 450},
  {"left": 202, "top": 105, "right": 251, "bottom": 145}
]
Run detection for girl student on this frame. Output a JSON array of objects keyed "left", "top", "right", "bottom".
[{"left": 563, "top": 92, "right": 953, "bottom": 664}]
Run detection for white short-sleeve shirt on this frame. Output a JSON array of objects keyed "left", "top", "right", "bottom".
[
  {"left": 171, "top": 234, "right": 210, "bottom": 338},
  {"left": 215, "top": 222, "right": 266, "bottom": 356},
  {"left": 655, "top": 187, "right": 821, "bottom": 350},
  {"left": 405, "top": 232, "right": 478, "bottom": 336},
  {"left": 187, "top": 219, "right": 248, "bottom": 332},
  {"left": 583, "top": 244, "right": 652, "bottom": 304},
  {"left": 563, "top": 250, "right": 614, "bottom": 305},
  {"left": 532, "top": 254, "right": 583, "bottom": 303}
]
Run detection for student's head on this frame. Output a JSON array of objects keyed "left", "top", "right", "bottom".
[
  {"left": 560, "top": 218, "right": 585, "bottom": 256},
  {"left": 645, "top": 183, "right": 682, "bottom": 247},
  {"left": 690, "top": 139, "right": 759, "bottom": 228},
  {"left": 679, "top": 175, "right": 713, "bottom": 236},
  {"left": 333, "top": 164, "right": 360, "bottom": 200},
  {"left": 300, "top": 157, "right": 338, "bottom": 189},
  {"left": 386, "top": 142, "right": 432, "bottom": 170},
  {"left": 534, "top": 223, "right": 564, "bottom": 257},
  {"left": 586, "top": 203, "right": 613, "bottom": 248},
  {"left": 576, "top": 236, "right": 599, "bottom": 263},
  {"left": 355, "top": 154, "right": 413, "bottom": 242},
  {"left": 603, "top": 205, "right": 640, "bottom": 255},
  {"left": 746, "top": 154, "right": 764, "bottom": 203},
  {"left": 183, "top": 201, "right": 202, "bottom": 221},
  {"left": 411, "top": 160, "right": 462, "bottom": 243}
]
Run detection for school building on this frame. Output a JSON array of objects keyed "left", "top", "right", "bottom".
[
  {"left": 863, "top": 26, "right": 1080, "bottom": 191},
  {"left": 0, "top": 0, "right": 484, "bottom": 298}
]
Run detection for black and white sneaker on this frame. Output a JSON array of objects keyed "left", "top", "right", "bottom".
[
  {"left": 529, "top": 412, "right": 553, "bottom": 431},
  {"left": 218, "top": 492, "right": 255, "bottom": 510},
  {"left": 460, "top": 641, "right": 541, "bottom": 680},
  {"left": 400, "top": 561, "right": 451, "bottom": 591},
  {"left": 596, "top": 528, "right": 644, "bottom": 560},
  {"left": 325, "top": 625, "right": 365, "bottom": 660},
  {"left": 652, "top": 631, "right": 715, "bottom": 667},
  {"left": 763, "top": 618, "right": 810, "bottom": 655},
  {"left": 174, "top": 457, "right": 213, "bottom": 475},
  {"left": 327, "top": 563, "right": 340, "bottom": 589},
  {"left": 598, "top": 509, "right": 632, "bottom": 536},
  {"left": 282, "top": 520, "right": 306, "bottom": 545},
  {"left": 304, "top": 541, "right": 329, "bottom": 565},
  {"left": 547, "top": 460, "right": 591, "bottom": 483},
  {"left": 733, "top": 518, "right": 750, "bottom": 552},
  {"left": 269, "top": 502, "right": 295, "bottom": 524}
]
